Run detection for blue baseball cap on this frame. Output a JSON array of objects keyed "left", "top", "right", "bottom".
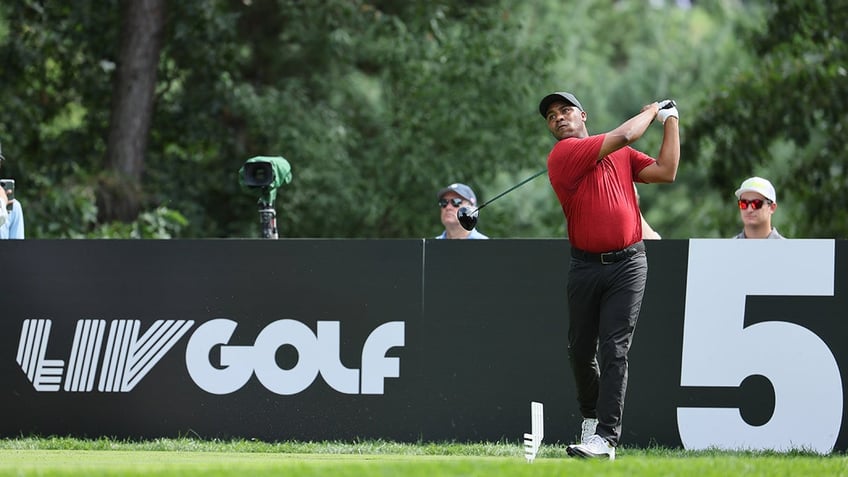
[{"left": 437, "top": 183, "right": 477, "bottom": 206}]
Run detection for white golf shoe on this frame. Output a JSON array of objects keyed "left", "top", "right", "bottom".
[
  {"left": 580, "top": 418, "right": 598, "bottom": 444},
  {"left": 566, "top": 434, "right": 616, "bottom": 460}
]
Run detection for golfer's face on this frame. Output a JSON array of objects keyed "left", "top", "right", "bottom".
[{"left": 546, "top": 101, "right": 584, "bottom": 140}]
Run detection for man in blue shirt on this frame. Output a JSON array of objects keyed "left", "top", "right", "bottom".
[
  {"left": 435, "top": 183, "right": 488, "bottom": 239},
  {"left": 0, "top": 142, "right": 24, "bottom": 239}
]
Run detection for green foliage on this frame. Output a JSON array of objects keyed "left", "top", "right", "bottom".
[
  {"left": 211, "top": 0, "right": 555, "bottom": 238},
  {"left": 22, "top": 167, "right": 186, "bottom": 238},
  {"left": 1, "top": 0, "right": 843, "bottom": 239},
  {"left": 485, "top": 0, "right": 766, "bottom": 239},
  {"left": 0, "top": 1, "right": 210, "bottom": 238},
  {"left": 82, "top": 207, "right": 188, "bottom": 239},
  {"left": 24, "top": 169, "right": 98, "bottom": 237},
  {"left": 682, "top": 0, "right": 848, "bottom": 238}
]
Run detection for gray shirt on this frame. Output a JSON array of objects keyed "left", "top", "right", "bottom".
[{"left": 733, "top": 227, "right": 784, "bottom": 239}]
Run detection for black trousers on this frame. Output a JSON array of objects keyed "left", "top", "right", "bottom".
[{"left": 566, "top": 248, "right": 647, "bottom": 447}]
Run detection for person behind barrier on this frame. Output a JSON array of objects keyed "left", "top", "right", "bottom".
[
  {"left": 733, "top": 176, "right": 784, "bottom": 239},
  {"left": 634, "top": 184, "right": 661, "bottom": 240},
  {"left": 0, "top": 141, "right": 24, "bottom": 239},
  {"left": 435, "top": 183, "right": 488, "bottom": 239},
  {"left": 0, "top": 142, "right": 10, "bottom": 229},
  {"left": 0, "top": 188, "right": 6, "bottom": 227},
  {"left": 539, "top": 91, "right": 680, "bottom": 460}
]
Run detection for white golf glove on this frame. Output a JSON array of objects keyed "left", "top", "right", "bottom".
[{"left": 656, "top": 99, "right": 678, "bottom": 124}]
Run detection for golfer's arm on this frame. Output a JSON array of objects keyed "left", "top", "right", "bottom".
[
  {"left": 597, "top": 105, "right": 658, "bottom": 160},
  {"left": 639, "top": 118, "right": 680, "bottom": 183}
]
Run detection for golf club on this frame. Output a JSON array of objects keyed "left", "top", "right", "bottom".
[{"left": 457, "top": 168, "right": 547, "bottom": 231}]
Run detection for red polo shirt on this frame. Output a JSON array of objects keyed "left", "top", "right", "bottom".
[{"left": 547, "top": 134, "right": 655, "bottom": 253}]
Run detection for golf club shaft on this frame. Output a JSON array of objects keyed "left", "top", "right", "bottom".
[{"left": 472, "top": 168, "right": 547, "bottom": 213}]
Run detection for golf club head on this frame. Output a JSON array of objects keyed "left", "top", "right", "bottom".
[{"left": 457, "top": 206, "right": 478, "bottom": 231}]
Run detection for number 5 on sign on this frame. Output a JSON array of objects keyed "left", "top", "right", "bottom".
[{"left": 678, "top": 239, "right": 842, "bottom": 454}]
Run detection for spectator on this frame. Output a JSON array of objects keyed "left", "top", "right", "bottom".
[
  {"left": 733, "top": 176, "right": 783, "bottom": 239},
  {"left": 635, "top": 184, "right": 661, "bottom": 239},
  {"left": 435, "top": 183, "right": 488, "bottom": 239},
  {"left": 0, "top": 141, "right": 25, "bottom": 239}
]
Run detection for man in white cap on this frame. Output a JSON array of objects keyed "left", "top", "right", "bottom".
[
  {"left": 734, "top": 176, "right": 784, "bottom": 239},
  {"left": 435, "top": 182, "right": 488, "bottom": 239}
]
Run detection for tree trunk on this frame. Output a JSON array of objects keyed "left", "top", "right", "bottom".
[{"left": 101, "top": 0, "right": 165, "bottom": 223}]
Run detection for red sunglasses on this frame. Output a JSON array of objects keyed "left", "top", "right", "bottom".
[{"left": 738, "top": 199, "right": 772, "bottom": 210}]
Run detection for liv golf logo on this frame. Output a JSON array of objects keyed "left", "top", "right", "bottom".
[
  {"left": 16, "top": 319, "right": 405, "bottom": 395},
  {"left": 17, "top": 319, "right": 194, "bottom": 393}
]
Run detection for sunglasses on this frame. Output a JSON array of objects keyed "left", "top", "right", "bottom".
[
  {"left": 439, "top": 198, "right": 464, "bottom": 208},
  {"left": 738, "top": 199, "right": 772, "bottom": 210}
]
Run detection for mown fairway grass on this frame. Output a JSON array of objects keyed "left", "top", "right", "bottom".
[{"left": 0, "top": 438, "right": 846, "bottom": 477}]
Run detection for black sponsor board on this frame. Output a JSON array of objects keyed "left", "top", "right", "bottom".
[{"left": 1, "top": 239, "right": 846, "bottom": 451}]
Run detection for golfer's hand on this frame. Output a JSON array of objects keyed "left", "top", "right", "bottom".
[
  {"left": 641, "top": 102, "right": 660, "bottom": 114},
  {"left": 656, "top": 99, "right": 678, "bottom": 124}
]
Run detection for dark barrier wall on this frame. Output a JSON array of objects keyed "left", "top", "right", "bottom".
[{"left": 2, "top": 239, "right": 846, "bottom": 452}]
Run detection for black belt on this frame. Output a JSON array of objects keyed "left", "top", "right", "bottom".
[{"left": 571, "top": 241, "right": 645, "bottom": 264}]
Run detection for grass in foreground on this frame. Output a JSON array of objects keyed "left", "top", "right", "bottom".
[{"left": 0, "top": 437, "right": 846, "bottom": 477}]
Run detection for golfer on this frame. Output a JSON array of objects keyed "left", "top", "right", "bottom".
[{"left": 539, "top": 92, "right": 680, "bottom": 460}]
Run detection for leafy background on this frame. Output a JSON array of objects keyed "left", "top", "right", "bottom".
[{"left": 0, "top": 0, "right": 844, "bottom": 239}]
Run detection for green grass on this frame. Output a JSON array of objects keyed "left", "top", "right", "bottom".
[{"left": 0, "top": 438, "right": 846, "bottom": 477}]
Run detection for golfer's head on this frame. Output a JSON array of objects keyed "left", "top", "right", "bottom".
[
  {"left": 735, "top": 177, "right": 777, "bottom": 226},
  {"left": 539, "top": 92, "right": 587, "bottom": 140}
]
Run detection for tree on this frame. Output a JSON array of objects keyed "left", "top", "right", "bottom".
[
  {"left": 0, "top": 1, "right": 236, "bottom": 238},
  {"left": 218, "top": 0, "right": 554, "bottom": 238},
  {"left": 0, "top": 0, "right": 782, "bottom": 239},
  {"left": 102, "top": 0, "right": 166, "bottom": 223},
  {"left": 681, "top": 1, "right": 848, "bottom": 238}
]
